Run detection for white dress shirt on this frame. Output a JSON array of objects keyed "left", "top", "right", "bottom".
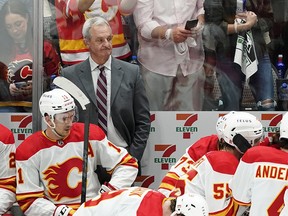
[
  {"left": 133, "top": 0, "right": 205, "bottom": 77},
  {"left": 89, "top": 56, "right": 128, "bottom": 148}
]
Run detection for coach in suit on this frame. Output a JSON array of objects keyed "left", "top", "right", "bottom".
[{"left": 61, "top": 16, "right": 151, "bottom": 177}]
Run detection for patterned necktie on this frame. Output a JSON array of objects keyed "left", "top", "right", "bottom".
[{"left": 96, "top": 65, "right": 107, "bottom": 134}]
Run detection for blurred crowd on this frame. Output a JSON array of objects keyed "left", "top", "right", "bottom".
[{"left": 0, "top": 0, "right": 287, "bottom": 112}]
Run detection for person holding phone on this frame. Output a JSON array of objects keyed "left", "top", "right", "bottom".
[
  {"left": 133, "top": 0, "right": 205, "bottom": 111},
  {"left": 0, "top": 0, "right": 61, "bottom": 112},
  {"left": 185, "top": 19, "right": 198, "bottom": 30},
  {"left": 203, "top": 0, "right": 275, "bottom": 111}
]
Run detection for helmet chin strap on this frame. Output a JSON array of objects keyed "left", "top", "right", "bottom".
[
  {"left": 51, "top": 128, "right": 65, "bottom": 139},
  {"left": 44, "top": 117, "right": 66, "bottom": 139}
]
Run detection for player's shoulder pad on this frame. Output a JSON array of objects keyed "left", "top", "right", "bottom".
[
  {"left": 242, "top": 145, "right": 288, "bottom": 164},
  {"left": 206, "top": 151, "right": 239, "bottom": 174}
]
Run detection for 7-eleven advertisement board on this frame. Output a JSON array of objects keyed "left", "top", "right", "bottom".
[
  {"left": 0, "top": 114, "right": 33, "bottom": 147},
  {"left": 134, "top": 111, "right": 286, "bottom": 189},
  {"left": 0, "top": 111, "right": 286, "bottom": 190}
]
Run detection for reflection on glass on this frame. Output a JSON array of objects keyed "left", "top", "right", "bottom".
[
  {"left": 1, "top": 0, "right": 287, "bottom": 112},
  {"left": 0, "top": 0, "right": 60, "bottom": 113}
]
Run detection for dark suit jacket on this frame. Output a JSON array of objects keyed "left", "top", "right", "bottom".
[{"left": 61, "top": 57, "right": 151, "bottom": 162}]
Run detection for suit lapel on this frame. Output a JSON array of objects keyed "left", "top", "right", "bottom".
[
  {"left": 111, "top": 57, "right": 124, "bottom": 106},
  {"left": 79, "top": 59, "right": 98, "bottom": 107}
]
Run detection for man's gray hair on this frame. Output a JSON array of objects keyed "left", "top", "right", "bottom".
[{"left": 82, "top": 16, "right": 111, "bottom": 40}]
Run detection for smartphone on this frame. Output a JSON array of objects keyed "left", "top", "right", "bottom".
[
  {"left": 185, "top": 19, "right": 198, "bottom": 30},
  {"left": 15, "top": 81, "right": 28, "bottom": 89}
]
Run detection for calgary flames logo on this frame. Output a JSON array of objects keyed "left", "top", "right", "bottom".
[
  {"left": 43, "top": 158, "right": 83, "bottom": 201},
  {"left": 7, "top": 59, "right": 33, "bottom": 83}
]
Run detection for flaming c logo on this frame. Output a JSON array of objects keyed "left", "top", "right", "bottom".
[
  {"left": 261, "top": 113, "right": 283, "bottom": 137},
  {"left": 20, "top": 65, "right": 32, "bottom": 79},
  {"left": 176, "top": 114, "right": 198, "bottom": 139},
  {"left": 43, "top": 158, "right": 83, "bottom": 201}
]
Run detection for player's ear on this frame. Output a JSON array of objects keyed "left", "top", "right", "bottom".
[{"left": 44, "top": 113, "right": 52, "bottom": 126}]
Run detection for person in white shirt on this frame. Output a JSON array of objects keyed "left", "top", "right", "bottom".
[{"left": 133, "top": 0, "right": 205, "bottom": 111}]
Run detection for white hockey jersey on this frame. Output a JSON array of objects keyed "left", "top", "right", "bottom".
[
  {"left": 280, "top": 188, "right": 288, "bottom": 216},
  {"left": 15, "top": 123, "right": 138, "bottom": 215},
  {"left": 0, "top": 124, "right": 16, "bottom": 215},
  {"left": 173, "top": 151, "right": 239, "bottom": 215},
  {"left": 230, "top": 146, "right": 288, "bottom": 215},
  {"left": 158, "top": 134, "right": 219, "bottom": 197},
  {"left": 74, "top": 186, "right": 166, "bottom": 216}
]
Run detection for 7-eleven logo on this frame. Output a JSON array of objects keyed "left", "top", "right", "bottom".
[
  {"left": 261, "top": 114, "right": 282, "bottom": 137},
  {"left": 11, "top": 115, "right": 32, "bottom": 141},
  {"left": 154, "top": 144, "right": 176, "bottom": 170},
  {"left": 176, "top": 114, "right": 198, "bottom": 139},
  {"left": 134, "top": 175, "right": 155, "bottom": 188}
]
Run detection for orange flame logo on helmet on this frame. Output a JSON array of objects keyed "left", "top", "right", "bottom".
[{"left": 43, "top": 158, "right": 83, "bottom": 201}]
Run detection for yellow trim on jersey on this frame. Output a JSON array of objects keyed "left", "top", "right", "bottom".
[
  {"left": 0, "top": 176, "right": 16, "bottom": 192},
  {"left": 112, "top": 33, "right": 126, "bottom": 46},
  {"left": 17, "top": 191, "right": 44, "bottom": 212},
  {"left": 158, "top": 182, "right": 176, "bottom": 191},
  {"left": 232, "top": 197, "right": 251, "bottom": 206},
  {"left": 207, "top": 196, "right": 237, "bottom": 216},
  {"left": 59, "top": 39, "right": 87, "bottom": 51},
  {"left": 0, "top": 101, "right": 32, "bottom": 107},
  {"left": 107, "top": 154, "right": 138, "bottom": 174},
  {"left": 165, "top": 172, "right": 179, "bottom": 180}
]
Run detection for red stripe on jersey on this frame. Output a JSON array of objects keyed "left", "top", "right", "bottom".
[
  {"left": 158, "top": 172, "right": 179, "bottom": 191},
  {"left": 187, "top": 134, "right": 219, "bottom": 162},
  {"left": 0, "top": 124, "right": 15, "bottom": 144},
  {"left": 242, "top": 146, "right": 288, "bottom": 164},
  {"left": 85, "top": 189, "right": 126, "bottom": 207},
  {"left": 205, "top": 151, "right": 239, "bottom": 174},
  {"left": 16, "top": 123, "right": 106, "bottom": 160},
  {"left": 137, "top": 190, "right": 166, "bottom": 215},
  {"left": 0, "top": 176, "right": 16, "bottom": 193}
]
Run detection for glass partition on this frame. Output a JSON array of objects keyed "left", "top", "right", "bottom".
[
  {"left": 43, "top": 0, "right": 288, "bottom": 112},
  {"left": 0, "top": 0, "right": 288, "bottom": 130},
  {"left": 0, "top": 0, "right": 34, "bottom": 113}
]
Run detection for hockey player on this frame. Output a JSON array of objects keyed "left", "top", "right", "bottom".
[
  {"left": 230, "top": 112, "right": 288, "bottom": 215},
  {"left": 158, "top": 112, "right": 235, "bottom": 196},
  {"left": 169, "top": 112, "right": 263, "bottom": 215},
  {"left": 0, "top": 124, "right": 16, "bottom": 215},
  {"left": 159, "top": 111, "right": 254, "bottom": 196},
  {"left": 15, "top": 88, "right": 138, "bottom": 216},
  {"left": 73, "top": 186, "right": 209, "bottom": 216}
]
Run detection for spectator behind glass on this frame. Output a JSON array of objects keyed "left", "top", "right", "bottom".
[
  {"left": 53, "top": 0, "right": 132, "bottom": 67},
  {"left": 204, "top": 0, "right": 275, "bottom": 111},
  {"left": 133, "top": 0, "right": 205, "bottom": 111},
  {"left": 78, "top": 0, "right": 132, "bottom": 61},
  {"left": 0, "top": 0, "right": 61, "bottom": 112}
]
